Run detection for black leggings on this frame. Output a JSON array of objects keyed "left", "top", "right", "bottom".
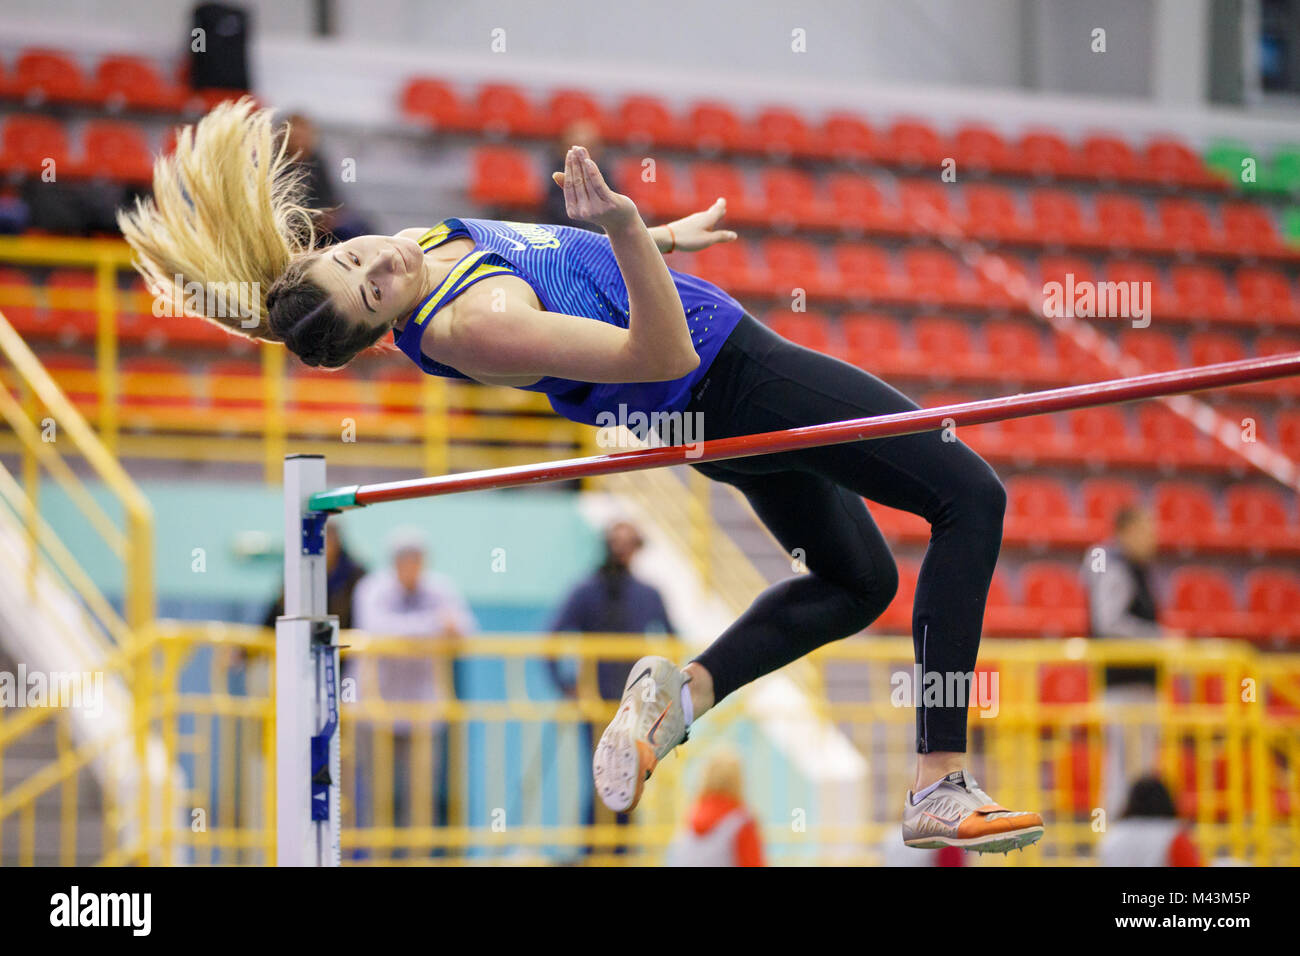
[{"left": 666, "top": 313, "right": 1006, "bottom": 753}]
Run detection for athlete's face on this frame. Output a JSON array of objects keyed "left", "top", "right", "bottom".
[{"left": 310, "top": 234, "right": 426, "bottom": 332}]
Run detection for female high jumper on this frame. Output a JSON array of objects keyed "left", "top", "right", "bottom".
[{"left": 119, "top": 99, "right": 1043, "bottom": 854}]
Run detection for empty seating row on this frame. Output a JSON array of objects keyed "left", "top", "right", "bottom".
[
  {"left": 868, "top": 476, "right": 1300, "bottom": 556},
  {"left": 873, "top": 558, "right": 1300, "bottom": 641},
  {"left": 472, "top": 148, "right": 1290, "bottom": 260},
  {"left": 0, "top": 47, "right": 242, "bottom": 113},
  {"left": 409, "top": 78, "right": 1221, "bottom": 187},
  {"left": 765, "top": 312, "right": 1300, "bottom": 396},
  {"left": 0, "top": 114, "right": 155, "bottom": 183}
]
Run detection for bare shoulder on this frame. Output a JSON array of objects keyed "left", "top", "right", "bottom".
[
  {"left": 395, "top": 227, "right": 431, "bottom": 240},
  {"left": 425, "top": 277, "right": 546, "bottom": 386}
]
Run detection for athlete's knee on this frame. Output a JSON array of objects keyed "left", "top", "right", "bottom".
[
  {"left": 950, "top": 457, "right": 1006, "bottom": 533},
  {"left": 844, "top": 554, "right": 899, "bottom": 627}
]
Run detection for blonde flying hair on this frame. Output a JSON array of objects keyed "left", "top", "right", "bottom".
[{"left": 117, "top": 97, "right": 321, "bottom": 343}]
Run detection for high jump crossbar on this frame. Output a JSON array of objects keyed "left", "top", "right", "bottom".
[
  {"left": 309, "top": 351, "right": 1300, "bottom": 512},
  {"left": 276, "top": 349, "right": 1300, "bottom": 866}
]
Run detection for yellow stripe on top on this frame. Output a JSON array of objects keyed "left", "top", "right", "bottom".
[
  {"left": 417, "top": 222, "right": 456, "bottom": 251},
  {"left": 410, "top": 250, "right": 518, "bottom": 328}
]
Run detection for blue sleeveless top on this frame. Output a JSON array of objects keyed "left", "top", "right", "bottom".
[{"left": 392, "top": 217, "right": 745, "bottom": 437}]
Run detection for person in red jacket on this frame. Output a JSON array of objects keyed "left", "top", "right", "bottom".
[{"left": 665, "top": 750, "right": 763, "bottom": 866}]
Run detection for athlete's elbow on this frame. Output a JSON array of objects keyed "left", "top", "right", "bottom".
[{"left": 650, "top": 349, "right": 698, "bottom": 381}]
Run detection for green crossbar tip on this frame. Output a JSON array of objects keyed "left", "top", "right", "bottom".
[{"left": 308, "top": 486, "right": 360, "bottom": 512}]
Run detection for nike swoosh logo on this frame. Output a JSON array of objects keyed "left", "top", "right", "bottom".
[
  {"left": 627, "top": 667, "right": 652, "bottom": 690},
  {"left": 922, "top": 810, "right": 962, "bottom": 827},
  {"left": 499, "top": 236, "right": 526, "bottom": 250},
  {"left": 647, "top": 704, "right": 671, "bottom": 744}
]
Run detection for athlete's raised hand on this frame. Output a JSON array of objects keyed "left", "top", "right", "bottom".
[
  {"left": 663, "top": 198, "right": 739, "bottom": 252},
  {"left": 551, "top": 145, "right": 639, "bottom": 232}
]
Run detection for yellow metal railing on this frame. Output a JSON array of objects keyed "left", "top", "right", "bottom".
[
  {"left": 11, "top": 624, "right": 1281, "bottom": 867},
  {"left": 0, "top": 304, "right": 157, "bottom": 865},
  {"left": 0, "top": 237, "right": 589, "bottom": 481}
]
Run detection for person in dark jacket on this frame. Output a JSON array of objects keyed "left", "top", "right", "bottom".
[
  {"left": 549, "top": 519, "right": 673, "bottom": 857},
  {"left": 263, "top": 521, "right": 366, "bottom": 628}
]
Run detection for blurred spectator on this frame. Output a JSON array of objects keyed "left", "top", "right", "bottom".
[
  {"left": 262, "top": 521, "right": 366, "bottom": 628},
  {"left": 282, "top": 112, "right": 373, "bottom": 243},
  {"left": 352, "top": 527, "right": 477, "bottom": 854},
  {"left": 664, "top": 749, "right": 764, "bottom": 866},
  {"left": 548, "top": 519, "right": 673, "bottom": 856},
  {"left": 539, "top": 118, "right": 618, "bottom": 231},
  {"left": 1097, "top": 775, "right": 1202, "bottom": 866},
  {"left": 1080, "top": 504, "right": 1183, "bottom": 811}
]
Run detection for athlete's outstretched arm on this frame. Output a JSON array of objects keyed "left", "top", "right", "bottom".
[{"left": 554, "top": 146, "right": 697, "bottom": 372}]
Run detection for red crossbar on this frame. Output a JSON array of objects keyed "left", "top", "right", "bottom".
[{"left": 319, "top": 351, "right": 1300, "bottom": 510}]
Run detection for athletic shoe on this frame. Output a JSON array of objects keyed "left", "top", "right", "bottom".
[
  {"left": 902, "top": 770, "right": 1044, "bottom": 854},
  {"left": 592, "top": 655, "right": 690, "bottom": 813}
]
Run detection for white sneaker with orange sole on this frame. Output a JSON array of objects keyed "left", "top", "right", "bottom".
[{"left": 592, "top": 656, "right": 690, "bottom": 813}]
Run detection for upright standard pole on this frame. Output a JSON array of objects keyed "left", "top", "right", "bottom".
[{"left": 277, "top": 454, "right": 341, "bottom": 866}]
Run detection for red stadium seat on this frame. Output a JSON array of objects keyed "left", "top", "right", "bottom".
[
  {"left": 609, "top": 93, "right": 687, "bottom": 148},
  {"left": 1154, "top": 482, "right": 1222, "bottom": 548},
  {"left": 1069, "top": 408, "right": 1143, "bottom": 465},
  {"left": 1220, "top": 203, "right": 1283, "bottom": 257},
  {"left": 962, "top": 184, "right": 1028, "bottom": 242},
  {"left": 1022, "top": 563, "right": 1089, "bottom": 635},
  {"left": 474, "top": 83, "right": 545, "bottom": 138},
  {"left": 758, "top": 167, "right": 835, "bottom": 229},
  {"left": 819, "top": 112, "right": 877, "bottom": 162},
  {"left": 688, "top": 161, "right": 760, "bottom": 224},
  {"left": 1245, "top": 570, "right": 1300, "bottom": 641},
  {"left": 754, "top": 105, "right": 820, "bottom": 158},
  {"left": 121, "top": 356, "right": 194, "bottom": 413},
  {"left": 760, "top": 238, "right": 841, "bottom": 298},
  {"left": 400, "top": 77, "right": 471, "bottom": 130},
  {"left": 691, "top": 241, "right": 765, "bottom": 293},
  {"left": 832, "top": 244, "right": 900, "bottom": 302},
  {"left": 542, "top": 89, "right": 606, "bottom": 136},
  {"left": 686, "top": 100, "right": 750, "bottom": 153},
  {"left": 982, "top": 319, "right": 1049, "bottom": 382},
  {"left": 1081, "top": 478, "right": 1142, "bottom": 535},
  {"left": 972, "top": 251, "right": 1031, "bottom": 310},
  {"left": 1235, "top": 267, "right": 1299, "bottom": 326},
  {"left": 762, "top": 311, "right": 838, "bottom": 355},
  {"left": 468, "top": 147, "right": 541, "bottom": 207},
  {"left": 1016, "top": 130, "right": 1077, "bottom": 179},
  {"left": 1171, "top": 265, "right": 1237, "bottom": 322},
  {"left": 1254, "top": 333, "right": 1300, "bottom": 396},
  {"left": 0, "top": 115, "right": 70, "bottom": 177},
  {"left": 92, "top": 54, "right": 185, "bottom": 111},
  {"left": 900, "top": 249, "right": 976, "bottom": 307},
  {"left": 1029, "top": 189, "right": 1094, "bottom": 246},
  {"left": 1103, "top": 260, "right": 1170, "bottom": 322},
  {"left": 825, "top": 173, "right": 900, "bottom": 233},
  {"left": 1093, "top": 194, "right": 1153, "bottom": 250},
  {"left": 1223, "top": 485, "right": 1295, "bottom": 553},
  {"left": 1143, "top": 138, "right": 1215, "bottom": 187},
  {"left": 0, "top": 266, "right": 41, "bottom": 335},
  {"left": 1188, "top": 332, "right": 1247, "bottom": 367},
  {"left": 1003, "top": 478, "right": 1078, "bottom": 546},
  {"left": 1080, "top": 134, "right": 1140, "bottom": 181},
  {"left": 1167, "top": 568, "right": 1243, "bottom": 637},
  {"left": 1279, "top": 410, "right": 1300, "bottom": 458},
  {"left": 841, "top": 313, "right": 906, "bottom": 371},
  {"left": 912, "top": 315, "right": 981, "bottom": 380},
  {"left": 884, "top": 117, "right": 946, "bottom": 168},
  {"left": 896, "top": 179, "right": 954, "bottom": 234},
  {"left": 80, "top": 120, "right": 153, "bottom": 184},
  {"left": 13, "top": 48, "right": 87, "bottom": 103},
  {"left": 952, "top": 124, "right": 1011, "bottom": 175},
  {"left": 1157, "top": 198, "right": 1217, "bottom": 255},
  {"left": 1119, "top": 328, "right": 1183, "bottom": 371},
  {"left": 1138, "top": 406, "right": 1219, "bottom": 469},
  {"left": 613, "top": 156, "right": 686, "bottom": 220}
]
